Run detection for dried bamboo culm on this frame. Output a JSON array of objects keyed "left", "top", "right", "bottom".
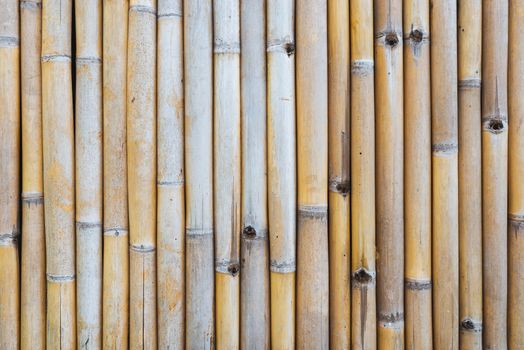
[
  {"left": 350, "top": 0, "right": 377, "bottom": 348},
  {"left": 328, "top": 0, "right": 351, "bottom": 348},
  {"left": 0, "top": 0, "right": 20, "bottom": 348},
  {"left": 458, "top": 0, "right": 483, "bottom": 347},
  {"left": 482, "top": 0, "right": 509, "bottom": 348},
  {"left": 41, "top": 0, "right": 76, "bottom": 348},
  {"left": 127, "top": 0, "right": 157, "bottom": 347},
  {"left": 403, "top": 0, "right": 432, "bottom": 347},
  {"left": 267, "top": 0, "right": 296, "bottom": 348},
  {"left": 240, "top": 0, "right": 270, "bottom": 348},
  {"left": 431, "top": 0, "right": 459, "bottom": 347},
  {"left": 184, "top": 0, "right": 215, "bottom": 348},
  {"left": 157, "top": 0, "right": 185, "bottom": 348}
]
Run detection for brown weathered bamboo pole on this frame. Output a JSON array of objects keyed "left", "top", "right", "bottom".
[
  {"left": 267, "top": 0, "right": 296, "bottom": 348},
  {"left": 431, "top": 0, "right": 459, "bottom": 347},
  {"left": 350, "top": 0, "right": 376, "bottom": 348},
  {"left": 102, "top": 0, "right": 129, "bottom": 347},
  {"left": 403, "top": 0, "right": 432, "bottom": 348},
  {"left": 127, "top": 0, "right": 157, "bottom": 347},
  {"left": 75, "top": 0, "right": 103, "bottom": 347},
  {"left": 482, "top": 0, "right": 508, "bottom": 347},
  {"left": 328, "top": 0, "right": 351, "bottom": 348},
  {"left": 157, "top": 0, "right": 184, "bottom": 348},
  {"left": 0, "top": 0, "right": 20, "bottom": 348},
  {"left": 240, "top": 0, "right": 270, "bottom": 348},
  {"left": 20, "top": 0, "right": 46, "bottom": 348},
  {"left": 296, "top": 0, "right": 329, "bottom": 348},
  {"left": 458, "top": 0, "right": 483, "bottom": 347},
  {"left": 374, "top": 0, "right": 404, "bottom": 346},
  {"left": 184, "top": 0, "right": 215, "bottom": 348},
  {"left": 42, "top": 0, "right": 76, "bottom": 347}
]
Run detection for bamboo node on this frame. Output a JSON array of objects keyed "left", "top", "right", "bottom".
[
  {"left": 351, "top": 60, "right": 374, "bottom": 76},
  {"left": 404, "top": 279, "right": 432, "bottom": 290},
  {"left": 41, "top": 54, "right": 71, "bottom": 63},
  {"left": 186, "top": 228, "right": 213, "bottom": 238},
  {"left": 242, "top": 225, "right": 257, "bottom": 237},
  {"left": 157, "top": 179, "right": 184, "bottom": 187},
  {"left": 298, "top": 205, "right": 328, "bottom": 220},
  {"left": 20, "top": 0, "right": 42, "bottom": 10},
  {"left": 76, "top": 221, "right": 103, "bottom": 230},
  {"left": 214, "top": 40, "right": 241, "bottom": 54},
  {"left": 0, "top": 36, "right": 19, "bottom": 48},
  {"left": 482, "top": 117, "right": 507, "bottom": 134},
  {"left": 432, "top": 142, "right": 458, "bottom": 154},
  {"left": 46, "top": 273, "right": 75, "bottom": 282},
  {"left": 270, "top": 260, "right": 295, "bottom": 273},
  {"left": 351, "top": 268, "right": 376, "bottom": 287},
  {"left": 376, "top": 31, "right": 401, "bottom": 47},
  {"left": 157, "top": 11, "right": 182, "bottom": 19},
  {"left": 0, "top": 232, "right": 18, "bottom": 246},
  {"left": 215, "top": 260, "right": 240, "bottom": 276},
  {"left": 378, "top": 312, "right": 404, "bottom": 328},
  {"left": 21, "top": 192, "right": 44, "bottom": 205},
  {"left": 459, "top": 78, "right": 481, "bottom": 89},
  {"left": 76, "top": 56, "right": 102, "bottom": 65},
  {"left": 129, "top": 5, "right": 157, "bottom": 16},
  {"left": 103, "top": 227, "right": 129, "bottom": 237},
  {"left": 267, "top": 37, "right": 295, "bottom": 56},
  {"left": 508, "top": 214, "right": 524, "bottom": 223},
  {"left": 329, "top": 178, "right": 350, "bottom": 195},
  {"left": 460, "top": 318, "right": 482, "bottom": 333},
  {"left": 129, "top": 244, "right": 155, "bottom": 253}
]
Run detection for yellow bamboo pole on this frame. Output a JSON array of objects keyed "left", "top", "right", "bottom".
[
  {"left": 350, "top": 0, "right": 376, "bottom": 348},
  {"left": 184, "top": 1, "right": 215, "bottom": 348},
  {"left": 157, "top": 0, "right": 185, "bottom": 348},
  {"left": 328, "top": 0, "right": 351, "bottom": 348},
  {"left": 403, "top": 0, "right": 432, "bottom": 348},
  {"left": 42, "top": 0, "right": 76, "bottom": 347},
  {"left": 102, "top": 0, "right": 129, "bottom": 347},
  {"left": 482, "top": 0, "right": 508, "bottom": 347},
  {"left": 458, "top": 0, "right": 483, "bottom": 347},
  {"left": 240, "top": 0, "right": 270, "bottom": 348},
  {"left": 374, "top": 0, "right": 404, "bottom": 346},
  {"left": 127, "top": 0, "right": 157, "bottom": 348},
  {"left": 20, "top": 0, "right": 46, "bottom": 348},
  {"left": 267, "top": 0, "right": 296, "bottom": 348},
  {"left": 431, "top": 0, "right": 459, "bottom": 347},
  {"left": 0, "top": 0, "right": 20, "bottom": 348}
]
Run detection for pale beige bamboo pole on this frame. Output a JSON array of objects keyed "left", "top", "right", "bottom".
[
  {"left": 157, "top": 0, "right": 185, "bottom": 348},
  {"left": 127, "top": 0, "right": 157, "bottom": 348},
  {"left": 267, "top": 0, "right": 296, "bottom": 348},
  {"left": 296, "top": 0, "right": 329, "bottom": 348},
  {"left": 458, "top": 0, "right": 483, "bottom": 347},
  {"left": 75, "top": 0, "right": 103, "bottom": 347},
  {"left": 20, "top": 0, "right": 46, "bottom": 348},
  {"left": 184, "top": 0, "right": 215, "bottom": 348},
  {"left": 431, "top": 0, "right": 459, "bottom": 347},
  {"left": 42, "top": 0, "right": 76, "bottom": 348},
  {"left": 327, "top": 0, "right": 351, "bottom": 348},
  {"left": 240, "top": 0, "right": 270, "bottom": 348},
  {"left": 374, "top": 0, "right": 404, "bottom": 346},
  {"left": 102, "top": 0, "right": 129, "bottom": 347},
  {"left": 0, "top": 0, "right": 20, "bottom": 348},
  {"left": 350, "top": 0, "right": 376, "bottom": 348},
  {"left": 482, "top": 0, "right": 508, "bottom": 347},
  {"left": 403, "top": 0, "right": 432, "bottom": 348}
]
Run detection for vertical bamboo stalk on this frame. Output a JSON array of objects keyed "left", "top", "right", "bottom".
[
  {"left": 0, "top": 0, "right": 20, "bottom": 348},
  {"left": 240, "top": 0, "right": 270, "bottom": 348},
  {"left": 102, "top": 0, "right": 129, "bottom": 347},
  {"left": 350, "top": 0, "right": 376, "bottom": 348},
  {"left": 431, "top": 0, "right": 459, "bottom": 347},
  {"left": 75, "top": 0, "right": 103, "bottom": 347},
  {"left": 42, "top": 0, "right": 76, "bottom": 348},
  {"left": 328, "top": 0, "right": 351, "bottom": 348},
  {"left": 482, "top": 0, "right": 508, "bottom": 347},
  {"left": 374, "top": 0, "right": 404, "bottom": 347},
  {"left": 296, "top": 0, "right": 329, "bottom": 348},
  {"left": 267, "top": 0, "right": 296, "bottom": 348},
  {"left": 127, "top": 0, "right": 157, "bottom": 348},
  {"left": 403, "top": 0, "right": 432, "bottom": 348},
  {"left": 157, "top": 0, "right": 184, "bottom": 348},
  {"left": 184, "top": 1, "right": 215, "bottom": 348},
  {"left": 458, "top": 0, "right": 483, "bottom": 347}
]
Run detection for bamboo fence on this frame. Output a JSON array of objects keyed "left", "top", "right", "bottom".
[{"left": 2, "top": 1, "right": 524, "bottom": 349}]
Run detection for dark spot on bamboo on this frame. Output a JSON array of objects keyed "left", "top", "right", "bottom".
[
  {"left": 284, "top": 42, "right": 295, "bottom": 56},
  {"left": 487, "top": 119, "right": 504, "bottom": 132},
  {"left": 228, "top": 263, "right": 240, "bottom": 276},
  {"left": 336, "top": 182, "right": 350, "bottom": 195},
  {"left": 131, "top": 97, "right": 135, "bottom": 103},
  {"left": 461, "top": 318, "right": 475, "bottom": 330},
  {"left": 410, "top": 29, "right": 423, "bottom": 43},
  {"left": 385, "top": 32, "right": 399, "bottom": 47},
  {"left": 353, "top": 268, "right": 373, "bottom": 283},
  {"left": 243, "top": 225, "right": 256, "bottom": 237}
]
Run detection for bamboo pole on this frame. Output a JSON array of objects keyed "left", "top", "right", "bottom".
[
  {"left": 431, "top": 0, "right": 459, "bottom": 347},
  {"left": 403, "top": 0, "right": 432, "bottom": 348},
  {"left": 75, "top": 0, "right": 103, "bottom": 347},
  {"left": 127, "top": 0, "right": 157, "bottom": 347},
  {"left": 328, "top": 0, "right": 351, "bottom": 348},
  {"left": 267, "top": 0, "right": 296, "bottom": 348},
  {"left": 184, "top": 1, "right": 215, "bottom": 348},
  {"left": 350, "top": 0, "right": 376, "bottom": 348},
  {"left": 482, "top": 0, "right": 508, "bottom": 347},
  {"left": 20, "top": 0, "right": 46, "bottom": 348},
  {"left": 458, "top": 0, "right": 483, "bottom": 347},
  {"left": 102, "top": 0, "right": 129, "bottom": 347},
  {"left": 374, "top": 0, "right": 404, "bottom": 347},
  {"left": 157, "top": 0, "right": 184, "bottom": 348},
  {"left": 240, "top": 0, "right": 270, "bottom": 348},
  {"left": 0, "top": 0, "right": 20, "bottom": 348},
  {"left": 41, "top": 0, "right": 76, "bottom": 347}
]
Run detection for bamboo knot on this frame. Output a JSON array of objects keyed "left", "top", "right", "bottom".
[
  {"left": 329, "top": 179, "right": 350, "bottom": 195},
  {"left": 267, "top": 38, "right": 295, "bottom": 56},
  {"left": 432, "top": 142, "right": 458, "bottom": 154},
  {"left": 104, "top": 227, "right": 128, "bottom": 237},
  {"left": 352, "top": 268, "right": 376, "bottom": 287},
  {"left": 459, "top": 78, "right": 481, "bottom": 89},
  {"left": 378, "top": 312, "right": 404, "bottom": 329},
  {"left": 20, "top": 0, "right": 42, "bottom": 10},
  {"left": 0, "top": 36, "right": 19, "bottom": 48},
  {"left": 351, "top": 60, "right": 374, "bottom": 76},
  {"left": 270, "top": 260, "right": 295, "bottom": 273},
  {"left": 243, "top": 225, "right": 256, "bottom": 237},
  {"left": 21, "top": 192, "right": 44, "bottom": 206},
  {"left": 0, "top": 232, "right": 18, "bottom": 246},
  {"left": 130, "top": 244, "right": 155, "bottom": 253},
  {"left": 405, "top": 279, "right": 432, "bottom": 290},
  {"left": 482, "top": 117, "right": 507, "bottom": 134},
  {"left": 460, "top": 318, "right": 482, "bottom": 333},
  {"left": 129, "top": 5, "right": 157, "bottom": 16},
  {"left": 41, "top": 54, "right": 71, "bottom": 63},
  {"left": 216, "top": 260, "right": 240, "bottom": 276},
  {"left": 377, "top": 31, "right": 401, "bottom": 48},
  {"left": 47, "top": 273, "right": 75, "bottom": 282}
]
